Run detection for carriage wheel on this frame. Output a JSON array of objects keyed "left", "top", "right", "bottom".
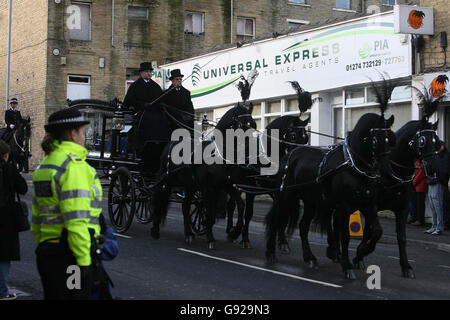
[
  {"left": 135, "top": 187, "right": 153, "bottom": 224},
  {"left": 190, "top": 193, "right": 207, "bottom": 236},
  {"left": 108, "top": 167, "right": 136, "bottom": 233}
]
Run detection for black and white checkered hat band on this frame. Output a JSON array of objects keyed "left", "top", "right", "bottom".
[{"left": 47, "top": 116, "right": 86, "bottom": 126}]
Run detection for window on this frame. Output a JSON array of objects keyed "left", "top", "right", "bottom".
[
  {"left": 68, "top": 2, "right": 91, "bottom": 41},
  {"left": 128, "top": 6, "right": 149, "bottom": 20},
  {"left": 382, "top": 0, "right": 395, "bottom": 6},
  {"left": 288, "top": 0, "right": 306, "bottom": 4},
  {"left": 335, "top": 0, "right": 351, "bottom": 9},
  {"left": 237, "top": 17, "right": 255, "bottom": 41},
  {"left": 184, "top": 11, "right": 204, "bottom": 35},
  {"left": 287, "top": 19, "right": 309, "bottom": 30},
  {"left": 67, "top": 75, "right": 91, "bottom": 100}
]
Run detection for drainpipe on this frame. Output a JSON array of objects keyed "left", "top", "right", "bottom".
[
  {"left": 6, "top": 0, "right": 12, "bottom": 110},
  {"left": 230, "top": 0, "right": 233, "bottom": 43},
  {"left": 361, "top": 0, "right": 365, "bottom": 14},
  {"left": 111, "top": 0, "right": 115, "bottom": 47}
]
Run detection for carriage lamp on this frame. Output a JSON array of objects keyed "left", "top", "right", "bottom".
[{"left": 112, "top": 106, "right": 125, "bottom": 131}]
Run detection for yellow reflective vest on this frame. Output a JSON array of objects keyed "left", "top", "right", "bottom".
[{"left": 31, "top": 140, "right": 102, "bottom": 266}]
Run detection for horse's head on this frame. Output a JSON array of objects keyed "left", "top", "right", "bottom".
[
  {"left": 408, "top": 119, "right": 440, "bottom": 177},
  {"left": 350, "top": 113, "right": 396, "bottom": 178},
  {"left": 216, "top": 102, "right": 256, "bottom": 133},
  {"left": 267, "top": 115, "right": 309, "bottom": 155}
]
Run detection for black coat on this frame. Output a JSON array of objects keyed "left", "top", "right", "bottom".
[
  {"left": 163, "top": 85, "right": 195, "bottom": 131},
  {"left": 5, "top": 109, "right": 22, "bottom": 128},
  {"left": 123, "top": 78, "right": 170, "bottom": 143},
  {"left": 0, "top": 159, "right": 27, "bottom": 261}
]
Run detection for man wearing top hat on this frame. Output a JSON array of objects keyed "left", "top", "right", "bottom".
[
  {"left": 123, "top": 62, "right": 169, "bottom": 173},
  {"left": 2, "top": 98, "right": 23, "bottom": 142},
  {"left": 163, "top": 69, "right": 195, "bottom": 132}
]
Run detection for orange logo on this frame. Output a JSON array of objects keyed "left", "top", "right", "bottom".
[
  {"left": 408, "top": 10, "right": 425, "bottom": 29},
  {"left": 430, "top": 75, "right": 449, "bottom": 99}
]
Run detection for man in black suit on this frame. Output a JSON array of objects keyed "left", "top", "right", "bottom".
[
  {"left": 123, "top": 62, "right": 169, "bottom": 173},
  {"left": 2, "top": 98, "right": 23, "bottom": 142},
  {"left": 163, "top": 69, "right": 195, "bottom": 133}
]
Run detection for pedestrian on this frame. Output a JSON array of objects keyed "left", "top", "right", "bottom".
[
  {"left": 163, "top": 69, "right": 195, "bottom": 133},
  {"left": 123, "top": 62, "right": 169, "bottom": 173},
  {"left": 424, "top": 141, "right": 449, "bottom": 235},
  {"left": 31, "top": 108, "right": 102, "bottom": 300},
  {"left": 0, "top": 140, "right": 27, "bottom": 300},
  {"left": 412, "top": 159, "right": 427, "bottom": 226},
  {"left": 2, "top": 98, "right": 23, "bottom": 142}
]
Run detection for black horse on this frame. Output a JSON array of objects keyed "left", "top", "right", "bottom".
[
  {"left": 0, "top": 117, "right": 31, "bottom": 172},
  {"left": 265, "top": 112, "right": 396, "bottom": 279},
  {"left": 343, "top": 87, "right": 442, "bottom": 278},
  {"left": 226, "top": 114, "right": 311, "bottom": 249},
  {"left": 149, "top": 103, "right": 257, "bottom": 249}
]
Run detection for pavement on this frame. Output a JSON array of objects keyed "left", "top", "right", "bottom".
[{"left": 242, "top": 197, "right": 450, "bottom": 254}]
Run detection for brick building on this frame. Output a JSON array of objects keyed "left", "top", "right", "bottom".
[{"left": 0, "top": 0, "right": 412, "bottom": 167}]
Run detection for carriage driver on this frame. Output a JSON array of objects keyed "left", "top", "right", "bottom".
[
  {"left": 2, "top": 98, "right": 23, "bottom": 142},
  {"left": 123, "top": 62, "right": 170, "bottom": 173}
]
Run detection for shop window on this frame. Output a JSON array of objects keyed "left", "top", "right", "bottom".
[
  {"left": 68, "top": 2, "right": 91, "bottom": 41},
  {"left": 266, "top": 100, "right": 281, "bottom": 114},
  {"left": 237, "top": 17, "right": 255, "bottom": 41},
  {"left": 333, "top": 107, "right": 343, "bottom": 143},
  {"left": 185, "top": 11, "right": 205, "bottom": 35},
  {"left": 382, "top": 0, "right": 395, "bottom": 6},
  {"left": 286, "top": 98, "right": 299, "bottom": 112},
  {"left": 335, "top": 0, "right": 351, "bottom": 9},
  {"left": 345, "top": 88, "right": 364, "bottom": 105},
  {"left": 251, "top": 103, "right": 261, "bottom": 116},
  {"left": 255, "top": 118, "right": 262, "bottom": 130}
]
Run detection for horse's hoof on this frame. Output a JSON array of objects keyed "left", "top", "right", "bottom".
[
  {"left": 353, "top": 258, "right": 365, "bottom": 270},
  {"left": 185, "top": 235, "right": 194, "bottom": 244},
  {"left": 265, "top": 252, "right": 277, "bottom": 264},
  {"left": 278, "top": 244, "right": 291, "bottom": 254},
  {"left": 306, "top": 260, "right": 319, "bottom": 269},
  {"left": 208, "top": 242, "right": 215, "bottom": 250},
  {"left": 402, "top": 268, "right": 416, "bottom": 279},
  {"left": 240, "top": 241, "right": 251, "bottom": 249},
  {"left": 344, "top": 270, "right": 357, "bottom": 280},
  {"left": 150, "top": 228, "right": 160, "bottom": 240}
]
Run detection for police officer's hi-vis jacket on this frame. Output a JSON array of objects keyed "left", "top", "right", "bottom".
[{"left": 31, "top": 140, "right": 102, "bottom": 266}]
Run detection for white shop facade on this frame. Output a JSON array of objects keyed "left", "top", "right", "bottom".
[{"left": 162, "top": 11, "right": 414, "bottom": 146}]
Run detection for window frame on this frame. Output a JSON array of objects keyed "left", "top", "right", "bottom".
[
  {"left": 335, "top": 0, "right": 351, "bottom": 10},
  {"left": 288, "top": 0, "right": 306, "bottom": 4},
  {"left": 236, "top": 16, "right": 256, "bottom": 40},
  {"left": 69, "top": 1, "right": 92, "bottom": 41},
  {"left": 184, "top": 11, "right": 205, "bottom": 35},
  {"left": 382, "top": 0, "right": 395, "bottom": 6},
  {"left": 128, "top": 6, "right": 149, "bottom": 20},
  {"left": 287, "top": 19, "right": 310, "bottom": 30}
]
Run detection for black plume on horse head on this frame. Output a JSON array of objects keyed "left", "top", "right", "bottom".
[
  {"left": 236, "top": 69, "right": 259, "bottom": 103},
  {"left": 410, "top": 85, "right": 443, "bottom": 122},
  {"left": 369, "top": 72, "right": 399, "bottom": 116},
  {"left": 288, "top": 81, "right": 322, "bottom": 114}
]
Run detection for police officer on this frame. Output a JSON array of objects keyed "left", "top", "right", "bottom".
[
  {"left": 163, "top": 69, "right": 195, "bottom": 132},
  {"left": 2, "top": 98, "right": 23, "bottom": 142},
  {"left": 31, "top": 108, "right": 102, "bottom": 300}
]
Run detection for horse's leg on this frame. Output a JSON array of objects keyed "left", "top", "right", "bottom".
[
  {"left": 226, "top": 196, "right": 236, "bottom": 234},
  {"left": 205, "top": 188, "right": 217, "bottom": 249},
  {"left": 338, "top": 208, "right": 356, "bottom": 280},
  {"left": 326, "top": 210, "right": 341, "bottom": 263},
  {"left": 396, "top": 208, "right": 415, "bottom": 278},
  {"left": 277, "top": 198, "right": 295, "bottom": 254},
  {"left": 182, "top": 188, "right": 195, "bottom": 244},
  {"left": 227, "top": 188, "right": 245, "bottom": 241},
  {"left": 265, "top": 195, "right": 282, "bottom": 264},
  {"left": 299, "top": 200, "right": 318, "bottom": 268},
  {"left": 353, "top": 208, "right": 382, "bottom": 270},
  {"left": 150, "top": 186, "right": 170, "bottom": 240},
  {"left": 241, "top": 193, "right": 254, "bottom": 249}
]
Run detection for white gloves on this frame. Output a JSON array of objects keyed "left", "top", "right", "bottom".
[{"left": 9, "top": 124, "right": 15, "bottom": 129}]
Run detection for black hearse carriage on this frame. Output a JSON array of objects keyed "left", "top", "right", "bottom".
[{"left": 68, "top": 98, "right": 206, "bottom": 235}]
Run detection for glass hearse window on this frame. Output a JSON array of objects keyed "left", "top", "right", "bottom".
[{"left": 81, "top": 111, "right": 112, "bottom": 158}]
